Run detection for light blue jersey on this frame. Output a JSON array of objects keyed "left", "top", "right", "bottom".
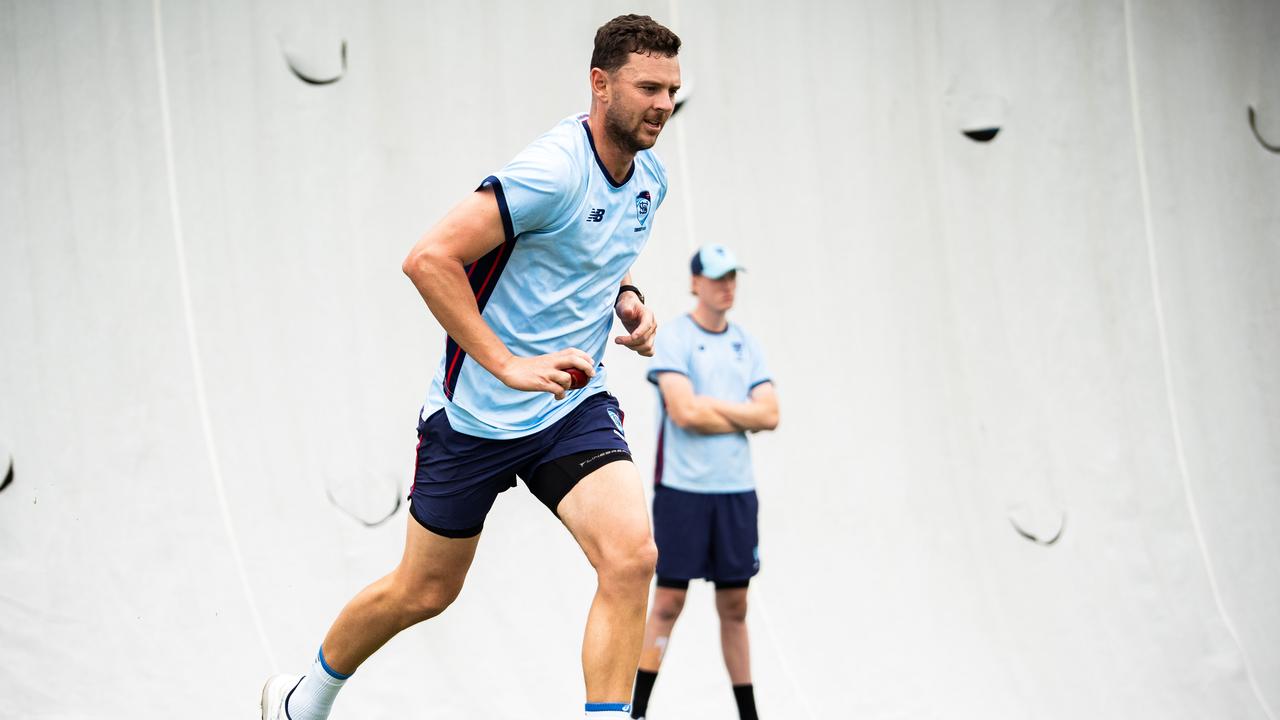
[
  {"left": 422, "top": 114, "right": 668, "bottom": 439},
  {"left": 647, "top": 315, "right": 772, "bottom": 493}
]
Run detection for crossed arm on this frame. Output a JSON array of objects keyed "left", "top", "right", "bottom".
[{"left": 656, "top": 373, "right": 779, "bottom": 435}]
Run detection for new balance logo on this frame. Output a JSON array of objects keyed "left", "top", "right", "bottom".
[{"left": 586, "top": 208, "right": 605, "bottom": 222}]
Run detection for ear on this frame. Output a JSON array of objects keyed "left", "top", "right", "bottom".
[{"left": 590, "top": 68, "right": 610, "bottom": 102}]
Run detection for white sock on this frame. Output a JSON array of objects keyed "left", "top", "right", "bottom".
[
  {"left": 585, "top": 702, "right": 632, "bottom": 719},
  {"left": 285, "top": 649, "right": 350, "bottom": 720}
]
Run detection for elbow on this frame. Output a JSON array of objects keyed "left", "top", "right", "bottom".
[
  {"left": 666, "top": 402, "right": 704, "bottom": 431},
  {"left": 402, "top": 244, "right": 446, "bottom": 285},
  {"left": 667, "top": 408, "right": 696, "bottom": 430},
  {"left": 401, "top": 249, "right": 429, "bottom": 280}
]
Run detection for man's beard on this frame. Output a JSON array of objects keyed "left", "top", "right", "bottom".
[{"left": 604, "top": 102, "right": 655, "bottom": 154}]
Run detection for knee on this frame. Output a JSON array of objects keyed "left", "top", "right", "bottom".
[
  {"left": 653, "top": 594, "right": 685, "bottom": 623},
  {"left": 390, "top": 578, "right": 462, "bottom": 625},
  {"left": 404, "top": 589, "right": 456, "bottom": 624},
  {"left": 598, "top": 535, "right": 658, "bottom": 592},
  {"left": 637, "top": 538, "right": 659, "bottom": 580},
  {"left": 716, "top": 595, "right": 748, "bottom": 624}
]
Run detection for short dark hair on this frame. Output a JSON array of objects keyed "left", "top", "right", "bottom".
[{"left": 591, "top": 14, "right": 681, "bottom": 73}]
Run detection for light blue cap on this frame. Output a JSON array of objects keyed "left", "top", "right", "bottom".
[{"left": 690, "top": 244, "right": 745, "bottom": 279}]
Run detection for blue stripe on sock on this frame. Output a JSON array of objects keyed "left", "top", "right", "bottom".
[
  {"left": 317, "top": 647, "right": 353, "bottom": 680},
  {"left": 585, "top": 702, "right": 632, "bottom": 712}
]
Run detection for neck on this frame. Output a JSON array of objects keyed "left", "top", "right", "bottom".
[
  {"left": 587, "top": 110, "right": 636, "bottom": 184},
  {"left": 691, "top": 304, "right": 728, "bottom": 333}
]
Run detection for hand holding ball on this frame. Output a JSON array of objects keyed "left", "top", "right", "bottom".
[{"left": 566, "top": 368, "right": 589, "bottom": 390}]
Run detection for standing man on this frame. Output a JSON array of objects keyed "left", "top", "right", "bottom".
[
  {"left": 261, "top": 15, "right": 681, "bottom": 720},
  {"left": 630, "top": 245, "right": 779, "bottom": 720}
]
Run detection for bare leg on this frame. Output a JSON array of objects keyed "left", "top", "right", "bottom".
[
  {"left": 716, "top": 588, "right": 751, "bottom": 685},
  {"left": 320, "top": 518, "right": 480, "bottom": 674},
  {"left": 557, "top": 461, "right": 658, "bottom": 703},
  {"left": 637, "top": 587, "right": 687, "bottom": 672}
]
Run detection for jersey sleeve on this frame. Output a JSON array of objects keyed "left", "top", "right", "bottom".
[
  {"left": 482, "top": 139, "right": 582, "bottom": 239},
  {"left": 746, "top": 331, "right": 772, "bottom": 391},
  {"left": 647, "top": 319, "right": 690, "bottom": 384}
]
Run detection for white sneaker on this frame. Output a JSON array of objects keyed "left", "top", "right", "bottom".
[{"left": 261, "top": 674, "right": 302, "bottom": 720}]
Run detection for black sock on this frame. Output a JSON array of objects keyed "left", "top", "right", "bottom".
[
  {"left": 631, "top": 669, "right": 658, "bottom": 718},
  {"left": 733, "top": 683, "right": 758, "bottom": 720}
]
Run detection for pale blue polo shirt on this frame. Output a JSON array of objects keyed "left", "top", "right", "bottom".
[{"left": 647, "top": 315, "right": 772, "bottom": 493}]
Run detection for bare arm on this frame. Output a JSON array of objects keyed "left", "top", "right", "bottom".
[
  {"left": 656, "top": 372, "right": 741, "bottom": 434},
  {"left": 401, "top": 188, "right": 594, "bottom": 399},
  {"left": 710, "top": 381, "right": 780, "bottom": 432}
]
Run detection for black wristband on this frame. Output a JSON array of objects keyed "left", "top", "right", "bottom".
[{"left": 616, "top": 284, "right": 645, "bottom": 305}]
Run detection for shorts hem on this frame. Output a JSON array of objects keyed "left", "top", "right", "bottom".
[
  {"left": 409, "top": 501, "right": 483, "bottom": 539},
  {"left": 528, "top": 448, "right": 633, "bottom": 516}
]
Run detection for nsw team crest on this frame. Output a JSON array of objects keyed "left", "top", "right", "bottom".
[
  {"left": 607, "top": 408, "right": 625, "bottom": 436},
  {"left": 635, "top": 190, "right": 651, "bottom": 229}
]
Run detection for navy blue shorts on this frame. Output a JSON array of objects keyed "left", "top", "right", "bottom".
[
  {"left": 652, "top": 485, "right": 760, "bottom": 585},
  {"left": 409, "top": 392, "right": 632, "bottom": 538}
]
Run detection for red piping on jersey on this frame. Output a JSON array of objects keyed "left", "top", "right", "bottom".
[{"left": 445, "top": 241, "right": 511, "bottom": 396}]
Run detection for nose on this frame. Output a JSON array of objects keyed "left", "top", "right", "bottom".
[{"left": 653, "top": 90, "right": 675, "bottom": 116}]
